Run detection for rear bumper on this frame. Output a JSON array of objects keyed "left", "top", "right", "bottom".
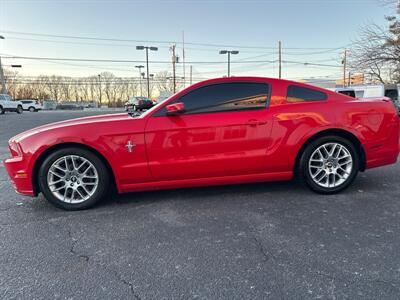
[
  {"left": 364, "top": 124, "right": 399, "bottom": 169},
  {"left": 3, "top": 157, "right": 35, "bottom": 196}
]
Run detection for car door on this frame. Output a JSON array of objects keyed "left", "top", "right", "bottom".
[
  {"left": 4, "top": 95, "right": 16, "bottom": 109},
  {"left": 145, "top": 81, "right": 273, "bottom": 181}
]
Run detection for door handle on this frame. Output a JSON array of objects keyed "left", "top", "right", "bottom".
[
  {"left": 247, "top": 119, "right": 258, "bottom": 126},
  {"left": 247, "top": 119, "right": 266, "bottom": 126}
]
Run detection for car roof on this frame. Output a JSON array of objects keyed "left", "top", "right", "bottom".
[{"left": 185, "top": 76, "right": 338, "bottom": 97}]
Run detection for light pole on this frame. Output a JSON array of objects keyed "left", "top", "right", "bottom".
[
  {"left": 135, "top": 65, "right": 144, "bottom": 96},
  {"left": 136, "top": 46, "right": 158, "bottom": 98},
  {"left": 219, "top": 50, "right": 239, "bottom": 77}
]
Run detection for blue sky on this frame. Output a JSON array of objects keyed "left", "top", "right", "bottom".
[{"left": 0, "top": 0, "right": 395, "bottom": 81}]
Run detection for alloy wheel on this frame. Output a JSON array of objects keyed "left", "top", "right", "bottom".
[
  {"left": 308, "top": 143, "right": 353, "bottom": 188},
  {"left": 47, "top": 155, "right": 99, "bottom": 204}
]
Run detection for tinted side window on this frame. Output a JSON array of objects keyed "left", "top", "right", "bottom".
[
  {"left": 155, "top": 82, "right": 270, "bottom": 116},
  {"left": 287, "top": 85, "right": 327, "bottom": 103},
  {"left": 385, "top": 89, "right": 398, "bottom": 101},
  {"left": 338, "top": 90, "right": 356, "bottom": 98}
]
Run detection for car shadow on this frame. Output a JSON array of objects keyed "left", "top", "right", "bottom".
[{"left": 97, "top": 171, "right": 393, "bottom": 210}]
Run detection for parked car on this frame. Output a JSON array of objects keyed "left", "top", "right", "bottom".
[
  {"left": 124, "top": 96, "right": 153, "bottom": 111},
  {"left": 4, "top": 77, "right": 399, "bottom": 210},
  {"left": 19, "top": 100, "right": 43, "bottom": 112},
  {"left": 0, "top": 94, "right": 23, "bottom": 114},
  {"left": 56, "top": 103, "right": 84, "bottom": 110}
]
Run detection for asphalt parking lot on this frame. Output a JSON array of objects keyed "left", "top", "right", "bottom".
[{"left": 0, "top": 111, "right": 399, "bottom": 299}]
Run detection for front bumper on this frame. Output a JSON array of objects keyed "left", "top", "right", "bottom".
[{"left": 3, "top": 157, "right": 35, "bottom": 196}]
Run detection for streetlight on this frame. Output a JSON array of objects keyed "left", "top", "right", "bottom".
[
  {"left": 219, "top": 50, "right": 239, "bottom": 77},
  {"left": 136, "top": 46, "right": 158, "bottom": 98},
  {"left": 135, "top": 65, "right": 144, "bottom": 96}
]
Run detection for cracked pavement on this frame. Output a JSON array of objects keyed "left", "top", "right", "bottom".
[{"left": 0, "top": 111, "right": 400, "bottom": 299}]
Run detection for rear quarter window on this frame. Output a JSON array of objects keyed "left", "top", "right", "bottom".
[{"left": 287, "top": 85, "right": 327, "bottom": 103}]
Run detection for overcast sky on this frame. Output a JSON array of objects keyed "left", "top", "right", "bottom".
[{"left": 0, "top": 0, "right": 395, "bottom": 81}]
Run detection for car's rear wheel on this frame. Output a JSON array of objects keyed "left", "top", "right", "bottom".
[
  {"left": 0, "top": 106, "right": 4, "bottom": 114},
  {"left": 28, "top": 106, "right": 36, "bottom": 112},
  {"left": 16, "top": 105, "right": 23, "bottom": 114},
  {"left": 299, "top": 136, "right": 359, "bottom": 194},
  {"left": 38, "top": 147, "right": 110, "bottom": 210}
]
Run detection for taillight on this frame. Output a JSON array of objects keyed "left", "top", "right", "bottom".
[{"left": 9, "top": 141, "right": 22, "bottom": 157}]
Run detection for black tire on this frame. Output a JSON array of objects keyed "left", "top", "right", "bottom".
[
  {"left": 298, "top": 135, "right": 359, "bottom": 194},
  {"left": 16, "top": 105, "right": 23, "bottom": 114},
  {"left": 0, "top": 106, "right": 4, "bottom": 114},
  {"left": 28, "top": 106, "right": 36, "bottom": 112},
  {"left": 38, "top": 147, "right": 110, "bottom": 210}
]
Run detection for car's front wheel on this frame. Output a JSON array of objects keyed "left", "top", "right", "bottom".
[
  {"left": 16, "top": 105, "right": 23, "bottom": 114},
  {"left": 38, "top": 147, "right": 110, "bottom": 210},
  {"left": 0, "top": 106, "right": 4, "bottom": 114},
  {"left": 299, "top": 136, "right": 359, "bottom": 194}
]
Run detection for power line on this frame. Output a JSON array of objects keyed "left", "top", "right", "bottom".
[
  {"left": 1, "top": 54, "right": 342, "bottom": 68},
  {"left": 1, "top": 30, "right": 352, "bottom": 50}
]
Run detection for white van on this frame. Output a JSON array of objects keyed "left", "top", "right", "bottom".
[{"left": 336, "top": 84, "right": 400, "bottom": 113}]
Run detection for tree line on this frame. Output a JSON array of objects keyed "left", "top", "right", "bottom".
[{"left": 4, "top": 71, "right": 184, "bottom": 106}]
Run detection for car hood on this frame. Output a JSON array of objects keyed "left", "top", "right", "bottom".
[{"left": 11, "top": 113, "right": 137, "bottom": 143}]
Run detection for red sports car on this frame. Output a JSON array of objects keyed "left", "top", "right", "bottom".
[{"left": 4, "top": 77, "right": 399, "bottom": 210}]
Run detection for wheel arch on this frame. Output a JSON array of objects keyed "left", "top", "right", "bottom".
[
  {"left": 294, "top": 128, "right": 366, "bottom": 176},
  {"left": 32, "top": 142, "right": 117, "bottom": 195}
]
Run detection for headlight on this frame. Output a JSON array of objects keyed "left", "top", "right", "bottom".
[{"left": 9, "top": 140, "right": 22, "bottom": 157}]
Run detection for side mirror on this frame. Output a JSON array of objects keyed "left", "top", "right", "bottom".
[{"left": 166, "top": 102, "right": 185, "bottom": 115}]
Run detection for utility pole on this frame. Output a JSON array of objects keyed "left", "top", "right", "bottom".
[
  {"left": 135, "top": 65, "right": 144, "bottom": 96},
  {"left": 278, "top": 41, "right": 282, "bottom": 79},
  {"left": 182, "top": 30, "right": 186, "bottom": 88},
  {"left": 190, "top": 65, "right": 192, "bottom": 86},
  {"left": 171, "top": 44, "right": 177, "bottom": 93},
  {"left": 342, "top": 49, "right": 347, "bottom": 88},
  {"left": 0, "top": 35, "right": 6, "bottom": 94},
  {"left": 98, "top": 74, "right": 102, "bottom": 106},
  {"left": 0, "top": 57, "right": 6, "bottom": 94},
  {"left": 348, "top": 72, "right": 351, "bottom": 86}
]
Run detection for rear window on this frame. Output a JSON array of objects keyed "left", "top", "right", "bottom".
[{"left": 287, "top": 85, "right": 327, "bottom": 103}]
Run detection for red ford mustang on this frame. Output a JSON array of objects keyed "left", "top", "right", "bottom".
[{"left": 4, "top": 77, "right": 399, "bottom": 210}]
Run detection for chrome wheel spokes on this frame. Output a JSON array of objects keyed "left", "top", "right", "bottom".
[
  {"left": 47, "top": 155, "right": 99, "bottom": 204},
  {"left": 308, "top": 143, "right": 353, "bottom": 188}
]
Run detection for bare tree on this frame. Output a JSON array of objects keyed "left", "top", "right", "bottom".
[
  {"left": 351, "top": 3, "right": 400, "bottom": 83},
  {"left": 101, "top": 72, "right": 117, "bottom": 107},
  {"left": 4, "top": 69, "right": 20, "bottom": 99},
  {"left": 46, "top": 75, "right": 63, "bottom": 101}
]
